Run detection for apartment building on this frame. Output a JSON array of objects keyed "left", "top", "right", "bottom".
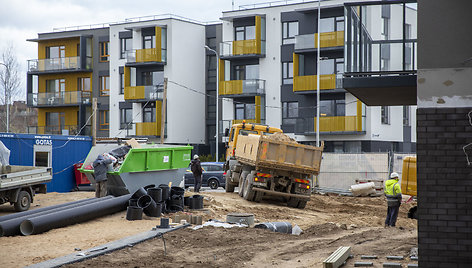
[
  {"left": 26, "top": 27, "right": 110, "bottom": 137},
  {"left": 108, "top": 16, "right": 207, "bottom": 145},
  {"left": 219, "top": 0, "right": 416, "bottom": 153}
]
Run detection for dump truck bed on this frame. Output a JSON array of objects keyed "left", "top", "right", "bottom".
[
  {"left": 235, "top": 135, "right": 323, "bottom": 175},
  {"left": 0, "top": 166, "right": 52, "bottom": 190}
]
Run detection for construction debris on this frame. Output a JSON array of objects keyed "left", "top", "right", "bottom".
[
  {"left": 323, "top": 246, "right": 351, "bottom": 268},
  {"left": 354, "top": 262, "right": 374, "bottom": 267}
]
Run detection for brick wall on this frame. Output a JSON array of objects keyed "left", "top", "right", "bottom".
[{"left": 417, "top": 107, "right": 472, "bottom": 267}]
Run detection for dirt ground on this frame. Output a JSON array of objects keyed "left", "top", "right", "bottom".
[{"left": 0, "top": 190, "right": 418, "bottom": 267}]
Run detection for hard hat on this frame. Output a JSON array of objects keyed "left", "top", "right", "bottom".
[
  {"left": 390, "top": 172, "right": 399, "bottom": 179},
  {"left": 193, "top": 154, "right": 199, "bottom": 160}
]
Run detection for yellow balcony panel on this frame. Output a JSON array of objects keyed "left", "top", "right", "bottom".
[
  {"left": 124, "top": 86, "right": 145, "bottom": 100},
  {"left": 314, "top": 116, "right": 360, "bottom": 132},
  {"left": 219, "top": 80, "right": 243, "bottom": 95},
  {"left": 232, "top": 39, "right": 258, "bottom": 55},
  {"left": 315, "top": 31, "right": 344, "bottom": 48},
  {"left": 136, "top": 122, "right": 158, "bottom": 136},
  {"left": 136, "top": 48, "right": 160, "bottom": 63},
  {"left": 232, "top": 119, "right": 259, "bottom": 125},
  {"left": 293, "top": 74, "right": 336, "bottom": 92}
]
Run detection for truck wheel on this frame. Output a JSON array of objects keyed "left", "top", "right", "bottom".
[
  {"left": 14, "top": 191, "right": 31, "bottom": 212},
  {"left": 287, "top": 197, "right": 299, "bottom": 208},
  {"left": 238, "top": 171, "right": 248, "bottom": 197},
  {"left": 297, "top": 200, "right": 307, "bottom": 209},
  {"left": 253, "top": 191, "right": 263, "bottom": 202},
  {"left": 243, "top": 174, "right": 256, "bottom": 201},
  {"left": 225, "top": 174, "right": 235, "bottom": 193},
  {"left": 208, "top": 179, "right": 219, "bottom": 190}
]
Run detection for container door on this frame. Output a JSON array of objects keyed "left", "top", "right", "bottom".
[{"left": 34, "top": 145, "right": 52, "bottom": 167}]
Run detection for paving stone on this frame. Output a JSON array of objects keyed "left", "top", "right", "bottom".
[
  {"left": 387, "top": 256, "right": 404, "bottom": 260},
  {"left": 407, "top": 264, "right": 418, "bottom": 268},
  {"left": 410, "top": 256, "right": 418, "bottom": 261},
  {"left": 383, "top": 263, "right": 402, "bottom": 268},
  {"left": 354, "top": 261, "right": 374, "bottom": 267}
]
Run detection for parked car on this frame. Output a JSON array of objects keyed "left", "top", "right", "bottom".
[{"left": 185, "top": 162, "right": 225, "bottom": 190}]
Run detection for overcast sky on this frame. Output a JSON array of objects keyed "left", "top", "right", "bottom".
[{"left": 0, "top": 0, "right": 265, "bottom": 100}]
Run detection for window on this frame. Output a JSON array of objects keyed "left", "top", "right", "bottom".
[
  {"left": 100, "top": 76, "right": 110, "bottom": 96},
  {"left": 46, "top": 46, "right": 65, "bottom": 58},
  {"left": 46, "top": 79, "right": 65, "bottom": 93},
  {"left": 235, "top": 103, "right": 256, "bottom": 120},
  {"left": 78, "top": 77, "right": 91, "bottom": 92},
  {"left": 234, "top": 25, "right": 256, "bottom": 41},
  {"left": 381, "top": 106, "right": 390, "bottom": 124},
  {"left": 120, "top": 38, "right": 132, "bottom": 59},
  {"left": 403, "top": 106, "right": 410, "bottom": 126},
  {"left": 99, "top": 110, "right": 109, "bottom": 130},
  {"left": 207, "top": 55, "right": 217, "bottom": 83},
  {"left": 206, "top": 37, "right": 216, "bottom": 49},
  {"left": 282, "top": 21, "right": 298, "bottom": 44},
  {"left": 143, "top": 103, "right": 155, "bottom": 123},
  {"left": 381, "top": 17, "right": 389, "bottom": 39},
  {"left": 119, "top": 73, "right": 124, "bottom": 94},
  {"left": 320, "top": 99, "right": 345, "bottom": 117},
  {"left": 282, "top": 102, "right": 298, "bottom": 125},
  {"left": 320, "top": 59, "right": 335, "bottom": 75},
  {"left": 282, "top": 62, "right": 293, "bottom": 84},
  {"left": 233, "top": 64, "right": 259, "bottom": 80},
  {"left": 141, "top": 71, "right": 164, "bottom": 86},
  {"left": 143, "top": 35, "right": 155, "bottom": 49},
  {"left": 120, "top": 108, "right": 132, "bottom": 129},
  {"left": 99, "top": 42, "right": 109, "bottom": 62},
  {"left": 320, "top": 18, "right": 335, "bottom": 33},
  {"left": 46, "top": 112, "right": 65, "bottom": 134}
]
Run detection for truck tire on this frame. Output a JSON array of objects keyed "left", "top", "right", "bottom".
[
  {"left": 253, "top": 190, "right": 263, "bottom": 202},
  {"left": 297, "top": 200, "right": 307, "bottom": 209},
  {"left": 243, "top": 174, "right": 256, "bottom": 201},
  {"left": 287, "top": 197, "right": 299, "bottom": 208},
  {"left": 238, "top": 171, "right": 249, "bottom": 197},
  {"left": 225, "top": 173, "right": 235, "bottom": 193},
  {"left": 208, "top": 179, "right": 219, "bottom": 190},
  {"left": 14, "top": 191, "right": 31, "bottom": 212}
]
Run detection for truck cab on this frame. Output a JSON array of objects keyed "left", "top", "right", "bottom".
[{"left": 225, "top": 122, "right": 282, "bottom": 160}]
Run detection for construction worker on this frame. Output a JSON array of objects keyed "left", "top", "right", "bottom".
[
  {"left": 384, "top": 172, "right": 402, "bottom": 227},
  {"left": 190, "top": 154, "right": 203, "bottom": 192}
]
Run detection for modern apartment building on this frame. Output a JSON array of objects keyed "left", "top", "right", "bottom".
[
  {"left": 219, "top": 0, "right": 416, "bottom": 153},
  {"left": 26, "top": 27, "right": 110, "bottom": 137}
]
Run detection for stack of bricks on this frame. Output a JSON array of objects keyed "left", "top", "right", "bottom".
[{"left": 416, "top": 107, "right": 472, "bottom": 267}]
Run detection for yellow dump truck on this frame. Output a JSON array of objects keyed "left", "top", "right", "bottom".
[
  {"left": 401, "top": 156, "right": 417, "bottom": 219},
  {"left": 224, "top": 122, "right": 323, "bottom": 209}
]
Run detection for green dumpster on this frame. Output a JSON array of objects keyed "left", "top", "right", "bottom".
[{"left": 79, "top": 143, "right": 192, "bottom": 196}]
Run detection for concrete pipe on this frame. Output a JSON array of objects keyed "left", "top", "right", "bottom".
[{"left": 19, "top": 194, "right": 131, "bottom": 236}]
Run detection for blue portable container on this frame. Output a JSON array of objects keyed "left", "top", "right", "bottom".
[{"left": 0, "top": 133, "right": 92, "bottom": 193}]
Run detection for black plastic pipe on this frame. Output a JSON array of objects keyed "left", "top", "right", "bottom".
[
  {"left": 0, "top": 196, "right": 113, "bottom": 237},
  {"left": 19, "top": 194, "right": 131, "bottom": 236}
]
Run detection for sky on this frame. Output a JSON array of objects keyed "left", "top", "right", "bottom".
[{"left": 0, "top": 0, "right": 276, "bottom": 100}]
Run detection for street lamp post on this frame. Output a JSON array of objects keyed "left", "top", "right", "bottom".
[
  {"left": 316, "top": 0, "right": 321, "bottom": 147},
  {"left": 205, "top": 45, "right": 219, "bottom": 161},
  {"left": 0, "top": 62, "right": 9, "bottom": 133}
]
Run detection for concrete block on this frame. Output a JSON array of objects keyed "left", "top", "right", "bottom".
[
  {"left": 360, "top": 255, "right": 378, "bottom": 259},
  {"left": 386, "top": 256, "right": 404, "bottom": 260},
  {"left": 410, "top": 256, "right": 418, "bottom": 261},
  {"left": 383, "top": 263, "right": 402, "bottom": 268},
  {"left": 354, "top": 261, "right": 373, "bottom": 267},
  {"left": 407, "top": 264, "right": 418, "bottom": 268}
]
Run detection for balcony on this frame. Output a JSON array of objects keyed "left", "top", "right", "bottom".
[
  {"left": 27, "top": 125, "right": 91, "bottom": 136},
  {"left": 294, "top": 31, "right": 344, "bottom": 52},
  {"left": 27, "top": 56, "right": 92, "bottom": 74},
  {"left": 125, "top": 48, "right": 166, "bottom": 66},
  {"left": 27, "top": 91, "right": 91, "bottom": 107},
  {"left": 292, "top": 116, "right": 365, "bottom": 135},
  {"left": 220, "top": 40, "right": 265, "bottom": 59},
  {"left": 219, "top": 79, "right": 265, "bottom": 97},
  {"left": 293, "top": 74, "right": 340, "bottom": 92},
  {"left": 124, "top": 85, "right": 164, "bottom": 101}
]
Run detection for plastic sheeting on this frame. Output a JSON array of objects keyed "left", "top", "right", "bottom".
[{"left": 0, "top": 141, "right": 10, "bottom": 166}]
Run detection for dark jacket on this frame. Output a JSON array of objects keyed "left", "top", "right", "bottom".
[
  {"left": 93, "top": 155, "right": 112, "bottom": 182},
  {"left": 190, "top": 159, "right": 203, "bottom": 176}
]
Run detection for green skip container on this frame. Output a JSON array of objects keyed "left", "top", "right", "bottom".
[{"left": 78, "top": 144, "right": 192, "bottom": 196}]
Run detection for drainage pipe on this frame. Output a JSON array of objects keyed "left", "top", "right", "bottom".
[
  {"left": 19, "top": 194, "right": 131, "bottom": 236},
  {"left": 0, "top": 196, "right": 113, "bottom": 237}
]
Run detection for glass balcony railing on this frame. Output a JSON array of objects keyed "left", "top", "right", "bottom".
[
  {"left": 27, "top": 125, "right": 91, "bottom": 136},
  {"left": 220, "top": 40, "right": 266, "bottom": 57},
  {"left": 126, "top": 48, "right": 166, "bottom": 64},
  {"left": 219, "top": 79, "right": 265, "bottom": 96},
  {"left": 293, "top": 74, "right": 337, "bottom": 92},
  {"left": 27, "top": 56, "right": 92, "bottom": 72},
  {"left": 27, "top": 91, "right": 91, "bottom": 107},
  {"left": 124, "top": 85, "right": 164, "bottom": 101},
  {"left": 294, "top": 31, "right": 344, "bottom": 51}
]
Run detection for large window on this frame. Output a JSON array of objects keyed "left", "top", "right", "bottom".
[
  {"left": 282, "top": 62, "right": 293, "bottom": 84},
  {"left": 319, "top": 16, "right": 344, "bottom": 33},
  {"left": 141, "top": 71, "right": 164, "bottom": 86},
  {"left": 235, "top": 103, "right": 255, "bottom": 120},
  {"left": 143, "top": 103, "right": 155, "bottom": 123},
  {"left": 282, "top": 102, "right": 298, "bottom": 125},
  {"left": 99, "top": 110, "right": 109, "bottom": 130},
  {"left": 120, "top": 38, "right": 132, "bottom": 59},
  {"left": 78, "top": 77, "right": 91, "bottom": 92},
  {"left": 320, "top": 99, "right": 345, "bottom": 117},
  {"left": 120, "top": 108, "right": 132, "bottom": 129},
  {"left": 46, "top": 46, "right": 65, "bottom": 59},
  {"left": 235, "top": 25, "right": 256, "bottom": 41},
  {"left": 99, "top": 42, "right": 109, "bottom": 62},
  {"left": 233, "top": 64, "right": 259, "bottom": 80},
  {"left": 119, "top": 73, "right": 124, "bottom": 95},
  {"left": 143, "top": 35, "right": 155, "bottom": 49},
  {"left": 46, "top": 79, "right": 65, "bottom": 93},
  {"left": 381, "top": 106, "right": 390, "bottom": 125},
  {"left": 282, "top": 21, "right": 298, "bottom": 44},
  {"left": 100, "top": 76, "right": 110, "bottom": 96}
]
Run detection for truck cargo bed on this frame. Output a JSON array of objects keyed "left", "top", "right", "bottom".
[{"left": 0, "top": 166, "right": 52, "bottom": 190}]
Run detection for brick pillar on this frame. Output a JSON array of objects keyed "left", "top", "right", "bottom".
[{"left": 417, "top": 107, "right": 472, "bottom": 267}]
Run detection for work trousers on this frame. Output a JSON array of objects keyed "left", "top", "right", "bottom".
[
  {"left": 194, "top": 175, "right": 202, "bottom": 192},
  {"left": 385, "top": 205, "right": 400, "bottom": 227}
]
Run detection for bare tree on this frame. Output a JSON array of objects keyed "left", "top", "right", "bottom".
[{"left": 0, "top": 44, "right": 22, "bottom": 132}]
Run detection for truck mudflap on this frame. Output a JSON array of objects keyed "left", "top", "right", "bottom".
[{"left": 252, "top": 188, "right": 311, "bottom": 200}]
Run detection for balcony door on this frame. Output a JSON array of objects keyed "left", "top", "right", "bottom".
[
  {"left": 46, "top": 45, "right": 65, "bottom": 69},
  {"left": 46, "top": 112, "right": 65, "bottom": 134},
  {"left": 233, "top": 64, "right": 259, "bottom": 80},
  {"left": 46, "top": 79, "right": 65, "bottom": 104}
]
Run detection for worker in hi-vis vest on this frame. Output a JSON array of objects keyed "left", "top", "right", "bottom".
[{"left": 384, "top": 172, "right": 402, "bottom": 227}]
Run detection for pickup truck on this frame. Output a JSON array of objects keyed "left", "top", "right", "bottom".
[
  {"left": 224, "top": 122, "right": 323, "bottom": 209},
  {"left": 0, "top": 165, "right": 52, "bottom": 212}
]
